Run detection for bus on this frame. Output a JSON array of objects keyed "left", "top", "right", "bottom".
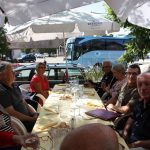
[{"left": 66, "top": 36, "right": 132, "bottom": 67}]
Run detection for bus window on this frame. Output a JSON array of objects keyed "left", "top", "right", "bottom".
[
  {"left": 91, "top": 39, "right": 105, "bottom": 50},
  {"left": 106, "top": 41, "right": 124, "bottom": 50},
  {"left": 66, "top": 43, "right": 73, "bottom": 60}
]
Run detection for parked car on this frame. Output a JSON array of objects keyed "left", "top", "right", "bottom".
[
  {"left": 43, "top": 53, "right": 49, "bottom": 57},
  {"left": 16, "top": 54, "right": 36, "bottom": 62},
  {"left": 14, "top": 63, "right": 85, "bottom": 88},
  {"left": 35, "top": 53, "right": 44, "bottom": 58}
]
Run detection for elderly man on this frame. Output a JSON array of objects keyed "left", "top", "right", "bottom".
[
  {"left": 0, "top": 62, "right": 38, "bottom": 132},
  {"left": 107, "top": 64, "right": 141, "bottom": 114},
  {"left": 85, "top": 61, "right": 116, "bottom": 97},
  {"left": 96, "top": 61, "right": 117, "bottom": 97},
  {"left": 60, "top": 123, "right": 119, "bottom": 150},
  {"left": 123, "top": 73, "right": 150, "bottom": 150}
]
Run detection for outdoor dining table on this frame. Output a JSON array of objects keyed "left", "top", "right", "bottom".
[{"left": 21, "top": 84, "right": 129, "bottom": 150}]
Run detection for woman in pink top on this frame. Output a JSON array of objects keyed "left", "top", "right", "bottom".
[{"left": 30, "top": 62, "right": 50, "bottom": 105}]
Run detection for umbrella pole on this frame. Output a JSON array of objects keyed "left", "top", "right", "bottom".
[{"left": 63, "top": 32, "right": 68, "bottom": 83}]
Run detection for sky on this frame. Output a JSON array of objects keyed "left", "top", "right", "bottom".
[{"left": 73, "top": 1, "right": 106, "bottom": 14}]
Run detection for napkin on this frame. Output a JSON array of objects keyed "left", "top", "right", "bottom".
[
  {"left": 38, "top": 121, "right": 58, "bottom": 130},
  {"left": 43, "top": 107, "right": 58, "bottom": 114},
  {"left": 84, "top": 91, "right": 95, "bottom": 96},
  {"left": 85, "top": 100, "right": 104, "bottom": 108}
]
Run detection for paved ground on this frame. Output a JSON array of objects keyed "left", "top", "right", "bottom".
[
  {"left": 36, "top": 56, "right": 65, "bottom": 63},
  {"left": 15, "top": 56, "right": 66, "bottom": 66}
]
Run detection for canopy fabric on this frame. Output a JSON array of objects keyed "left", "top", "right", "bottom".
[
  {"left": 5, "top": 10, "right": 120, "bottom": 48},
  {"left": 0, "top": 0, "right": 102, "bottom": 26},
  {"left": 105, "top": 0, "right": 150, "bottom": 29},
  {"left": 6, "top": 11, "right": 120, "bottom": 35},
  {"left": 6, "top": 26, "right": 83, "bottom": 43}
]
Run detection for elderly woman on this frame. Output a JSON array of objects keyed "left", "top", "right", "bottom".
[
  {"left": 102, "top": 64, "right": 126, "bottom": 105},
  {"left": 29, "top": 62, "right": 50, "bottom": 105}
]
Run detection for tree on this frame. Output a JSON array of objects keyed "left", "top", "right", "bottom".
[
  {"left": 105, "top": 5, "right": 150, "bottom": 63},
  {"left": 0, "top": 27, "right": 10, "bottom": 60}
]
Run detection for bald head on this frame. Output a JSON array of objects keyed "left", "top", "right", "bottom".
[{"left": 60, "top": 123, "right": 119, "bottom": 150}]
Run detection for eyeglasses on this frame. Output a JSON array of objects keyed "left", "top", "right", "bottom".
[{"left": 126, "top": 72, "right": 138, "bottom": 76}]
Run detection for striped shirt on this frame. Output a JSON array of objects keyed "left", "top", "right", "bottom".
[{"left": 0, "top": 112, "right": 14, "bottom": 132}]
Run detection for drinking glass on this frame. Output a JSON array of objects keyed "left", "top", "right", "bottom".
[{"left": 25, "top": 135, "right": 40, "bottom": 150}]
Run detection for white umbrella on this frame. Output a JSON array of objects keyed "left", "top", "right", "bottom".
[
  {"left": 105, "top": 0, "right": 150, "bottom": 29},
  {"left": 5, "top": 10, "right": 120, "bottom": 49},
  {"left": 0, "top": 0, "right": 102, "bottom": 26},
  {"left": 6, "top": 11, "right": 120, "bottom": 36}
]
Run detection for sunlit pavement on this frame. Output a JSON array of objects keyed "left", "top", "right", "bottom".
[
  {"left": 36, "top": 56, "right": 65, "bottom": 63},
  {"left": 15, "top": 56, "right": 66, "bottom": 66}
]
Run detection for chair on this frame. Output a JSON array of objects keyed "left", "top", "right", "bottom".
[
  {"left": 28, "top": 104, "right": 36, "bottom": 112},
  {"left": 19, "top": 84, "right": 30, "bottom": 99},
  {"left": 19, "top": 84, "right": 45, "bottom": 112},
  {"left": 36, "top": 93, "right": 46, "bottom": 104},
  {"left": 11, "top": 116, "right": 27, "bottom": 135},
  {"left": 19, "top": 84, "right": 30, "bottom": 93}
]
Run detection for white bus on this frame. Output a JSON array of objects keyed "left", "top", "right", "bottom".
[{"left": 66, "top": 36, "right": 132, "bottom": 67}]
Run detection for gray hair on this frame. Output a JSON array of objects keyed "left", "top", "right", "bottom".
[
  {"left": 0, "top": 62, "right": 10, "bottom": 72},
  {"left": 102, "top": 61, "right": 112, "bottom": 67},
  {"left": 112, "top": 64, "right": 126, "bottom": 74}
]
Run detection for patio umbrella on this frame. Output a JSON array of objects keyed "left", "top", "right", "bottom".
[
  {"left": 105, "top": 0, "right": 150, "bottom": 29},
  {"left": 6, "top": 11, "right": 120, "bottom": 39},
  {"left": 0, "top": 0, "right": 102, "bottom": 26}
]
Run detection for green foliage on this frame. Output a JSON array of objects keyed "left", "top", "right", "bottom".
[
  {"left": 104, "top": 4, "right": 150, "bottom": 62},
  {"left": 84, "top": 66, "right": 104, "bottom": 83},
  {"left": 0, "top": 27, "right": 10, "bottom": 59}
]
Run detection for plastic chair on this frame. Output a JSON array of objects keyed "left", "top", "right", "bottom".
[
  {"left": 19, "top": 84, "right": 30, "bottom": 93},
  {"left": 19, "top": 84, "right": 30, "bottom": 99},
  {"left": 36, "top": 93, "right": 46, "bottom": 104},
  {"left": 19, "top": 84, "right": 45, "bottom": 112},
  {"left": 28, "top": 104, "right": 36, "bottom": 112},
  {"left": 11, "top": 116, "right": 27, "bottom": 135}
]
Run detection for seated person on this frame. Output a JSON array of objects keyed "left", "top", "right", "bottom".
[
  {"left": 84, "top": 61, "right": 116, "bottom": 96},
  {"left": 123, "top": 73, "right": 150, "bottom": 149},
  {"left": 96, "top": 61, "right": 117, "bottom": 97},
  {"left": 29, "top": 62, "right": 50, "bottom": 105},
  {"left": 60, "top": 123, "right": 119, "bottom": 150},
  {"left": 0, "top": 62, "right": 38, "bottom": 132},
  {"left": 103, "top": 64, "right": 126, "bottom": 105},
  {"left": 107, "top": 64, "right": 141, "bottom": 114},
  {"left": 0, "top": 104, "right": 39, "bottom": 150}
]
